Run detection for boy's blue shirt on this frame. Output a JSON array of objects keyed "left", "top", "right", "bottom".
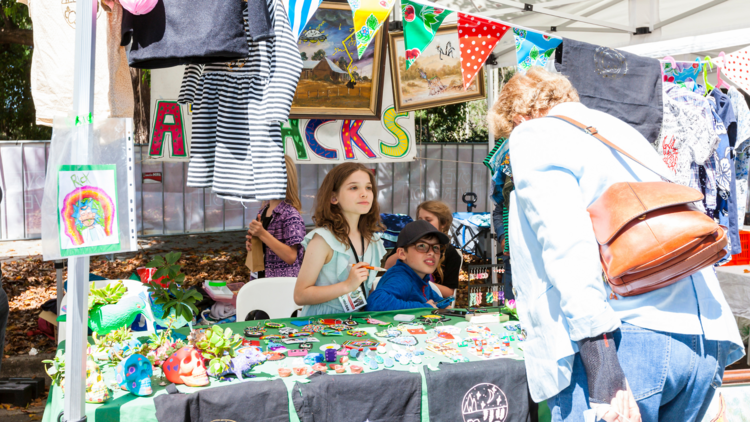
[{"left": 367, "top": 260, "right": 442, "bottom": 311}]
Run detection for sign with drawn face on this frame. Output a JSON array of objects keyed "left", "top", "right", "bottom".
[{"left": 57, "top": 164, "right": 120, "bottom": 256}]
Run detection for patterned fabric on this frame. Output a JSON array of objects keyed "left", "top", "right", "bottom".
[
  {"left": 257, "top": 201, "right": 306, "bottom": 278},
  {"left": 457, "top": 13, "right": 509, "bottom": 89},
  {"left": 282, "top": 0, "right": 324, "bottom": 41},
  {"left": 722, "top": 47, "right": 750, "bottom": 96},
  {"left": 513, "top": 28, "right": 561, "bottom": 73},
  {"left": 178, "top": 0, "right": 302, "bottom": 201},
  {"left": 730, "top": 87, "right": 750, "bottom": 227},
  {"left": 400, "top": 0, "right": 452, "bottom": 69},
  {"left": 661, "top": 60, "right": 702, "bottom": 84},
  {"left": 348, "top": 0, "right": 396, "bottom": 58}
]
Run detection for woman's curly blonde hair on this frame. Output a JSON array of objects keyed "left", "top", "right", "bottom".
[{"left": 488, "top": 67, "right": 580, "bottom": 139}]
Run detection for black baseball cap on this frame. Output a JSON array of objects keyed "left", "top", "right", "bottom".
[{"left": 396, "top": 220, "right": 450, "bottom": 249}]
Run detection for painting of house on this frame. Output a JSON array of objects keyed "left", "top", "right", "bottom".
[{"left": 292, "top": 1, "right": 386, "bottom": 120}]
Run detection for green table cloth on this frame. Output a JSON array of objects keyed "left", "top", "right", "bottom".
[{"left": 42, "top": 308, "right": 551, "bottom": 422}]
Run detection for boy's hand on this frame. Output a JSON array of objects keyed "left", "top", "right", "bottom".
[{"left": 426, "top": 300, "right": 437, "bottom": 308}]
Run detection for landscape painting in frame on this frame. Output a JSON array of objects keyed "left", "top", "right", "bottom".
[
  {"left": 389, "top": 25, "right": 486, "bottom": 113},
  {"left": 291, "top": 1, "right": 387, "bottom": 120}
]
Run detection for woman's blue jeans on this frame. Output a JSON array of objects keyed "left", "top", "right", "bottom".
[{"left": 548, "top": 322, "right": 730, "bottom": 422}]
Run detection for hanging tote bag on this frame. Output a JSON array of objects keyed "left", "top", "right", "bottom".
[{"left": 549, "top": 116, "right": 727, "bottom": 297}]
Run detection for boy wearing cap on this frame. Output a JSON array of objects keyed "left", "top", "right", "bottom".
[{"left": 367, "top": 220, "right": 449, "bottom": 311}]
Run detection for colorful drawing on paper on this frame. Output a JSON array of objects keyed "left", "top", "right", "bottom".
[
  {"left": 149, "top": 100, "right": 187, "bottom": 159},
  {"left": 58, "top": 165, "right": 120, "bottom": 256}
]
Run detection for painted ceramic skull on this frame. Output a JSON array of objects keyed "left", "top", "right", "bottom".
[
  {"left": 162, "top": 347, "right": 209, "bottom": 387},
  {"left": 85, "top": 357, "right": 111, "bottom": 403},
  {"left": 115, "top": 354, "right": 153, "bottom": 396}
]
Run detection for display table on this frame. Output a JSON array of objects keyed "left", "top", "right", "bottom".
[{"left": 42, "top": 308, "right": 551, "bottom": 422}]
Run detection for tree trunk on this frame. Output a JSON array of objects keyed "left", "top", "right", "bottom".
[{"left": 130, "top": 68, "right": 150, "bottom": 145}]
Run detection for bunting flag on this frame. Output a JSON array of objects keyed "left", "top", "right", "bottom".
[
  {"left": 457, "top": 13, "right": 510, "bottom": 89},
  {"left": 723, "top": 47, "right": 750, "bottom": 95},
  {"left": 401, "top": 0, "right": 453, "bottom": 69},
  {"left": 282, "top": 0, "right": 324, "bottom": 41},
  {"left": 349, "top": 0, "right": 397, "bottom": 58},
  {"left": 513, "top": 28, "right": 561, "bottom": 73}
]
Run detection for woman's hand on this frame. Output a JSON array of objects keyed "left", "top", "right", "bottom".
[
  {"left": 343, "top": 262, "right": 370, "bottom": 292},
  {"left": 245, "top": 234, "right": 252, "bottom": 252},
  {"left": 602, "top": 382, "right": 641, "bottom": 422},
  {"left": 247, "top": 220, "right": 269, "bottom": 241}
]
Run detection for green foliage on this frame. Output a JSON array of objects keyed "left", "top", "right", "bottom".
[
  {"left": 365, "top": 14, "right": 379, "bottom": 31},
  {"left": 88, "top": 280, "right": 127, "bottom": 311},
  {"left": 0, "top": 0, "right": 52, "bottom": 140},
  {"left": 311, "top": 49, "right": 326, "bottom": 61},
  {"left": 145, "top": 252, "right": 202, "bottom": 322},
  {"left": 195, "top": 325, "right": 243, "bottom": 376},
  {"left": 92, "top": 325, "right": 133, "bottom": 361},
  {"left": 300, "top": 51, "right": 308, "bottom": 61},
  {"left": 43, "top": 351, "right": 65, "bottom": 387}
]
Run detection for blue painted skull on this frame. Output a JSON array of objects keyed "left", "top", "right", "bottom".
[{"left": 115, "top": 354, "right": 153, "bottom": 396}]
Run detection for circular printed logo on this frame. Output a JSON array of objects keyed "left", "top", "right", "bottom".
[
  {"left": 461, "top": 383, "right": 508, "bottom": 422},
  {"left": 594, "top": 47, "right": 628, "bottom": 80}
]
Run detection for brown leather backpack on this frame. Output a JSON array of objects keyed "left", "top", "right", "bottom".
[{"left": 550, "top": 116, "right": 727, "bottom": 297}]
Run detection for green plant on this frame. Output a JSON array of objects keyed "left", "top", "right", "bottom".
[
  {"left": 88, "top": 280, "right": 127, "bottom": 311},
  {"left": 92, "top": 325, "right": 133, "bottom": 362},
  {"left": 195, "top": 325, "right": 243, "bottom": 376},
  {"left": 145, "top": 252, "right": 202, "bottom": 321},
  {"left": 43, "top": 352, "right": 66, "bottom": 387}
]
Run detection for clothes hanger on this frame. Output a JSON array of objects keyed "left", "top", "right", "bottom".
[
  {"left": 715, "top": 52, "right": 731, "bottom": 91},
  {"left": 702, "top": 56, "right": 715, "bottom": 96},
  {"left": 661, "top": 56, "right": 677, "bottom": 81}
]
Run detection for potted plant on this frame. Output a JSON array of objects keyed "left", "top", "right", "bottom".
[
  {"left": 145, "top": 252, "right": 203, "bottom": 325},
  {"left": 192, "top": 325, "right": 243, "bottom": 377},
  {"left": 86, "top": 281, "right": 149, "bottom": 335},
  {"left": 43, "top": 352, "right": 66, "bottom": 394}
]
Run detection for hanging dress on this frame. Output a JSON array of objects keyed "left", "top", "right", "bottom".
[{"left": 178, "top": 0, "right": 302, "bottom": 202}]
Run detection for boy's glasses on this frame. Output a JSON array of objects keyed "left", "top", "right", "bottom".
[{"left": 412, "top": 242, "right": 443, "bottom": 254}]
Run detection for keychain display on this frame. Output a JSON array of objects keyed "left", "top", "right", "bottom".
[
  {"left": 265, "top": 322, "right": 285, "bottom": 329},
  {"left": 466, "top": 325, "right": 491, "bottom": 334},
  {"left": 319, "top": 318, "right": 342, "bottom": 325},
  {"left": 504, "top": 323, "right": 521, "bottom": 332},
  {"left": 388, "top": 336, "right": 418, "bottom": 346},
  {"left": 375, "top": 327, "right": 402, "bottom": 338},
  {"left": 329, "top": 324, "right": 348, "bottom": 331},
  {"left": 302, "top": 324, "right": 325, "bottom": 333},
  {"left": 244, "top": 325, "right": 267, "bottom": 337},
  {"left": 320, "top": 343, "right": 341, "bottom": 351},
  {"left": 407, "top": 328, "right": 427, "bottom": 335},
  {"left": 347, "top": 330, "right": 368, "bottom": 337},
  {"left": 365, "top": 317, "right": 390, "bottom": 326},
  {"left": 260, "top": 334, "right": 284, "bottom": 340},
  {"left": 263, "top": 352, "right": 286, "bottom": 361},
  {"left": 434, "top": 326, "right": 461, "bottom": 336},
  {"left": 342, "top": 339, "right": 385, "bottom": 351},
  {"left": 321, "top": 330, "right": 343, "bottom": 336},
  {"left": 300, "top": 342, "right": 313, "bottom": 350},
  {"left": 343, "top": 316, "right": 358, "bottom": 326},
  {"left": 288, "top": 332, "right": 312, "bottom": 338},
  {"left": 279, "top": 327, "right": 298, "bottom": 336}
]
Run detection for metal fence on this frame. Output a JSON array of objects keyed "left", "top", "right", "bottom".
[{"left": 0, "top": 141, "right": 491, "bottom": 241}]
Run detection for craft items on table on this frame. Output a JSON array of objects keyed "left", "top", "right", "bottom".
[
  {"left": 89, "top": 294, "right": 149, "bottom": 335},
  {"left": 329, "top": 324, "right": 349, "bottom": 331},
  {"left": 260, "top": 334, "right": 285, "bottom": 341},
  {"left": 162, "top": 347, "right": 210, "bottom": 387},
  {"left": 320, "top": 343, "right": 342, "bottom": 351},
  {"left": 302, "top": 324, "right": 325, "bottom": 333},
  {"left": 407, "top": 328, "right": 427, "bottom": 335},
  {"left": 300, "top": 342, "right": 314, "bottom": 350},
  {"left": 388, "top": 336, "right": 419, "bottom": 346},
  {"left": 264, "top": 352, "right": 286, "bottom": 361},
  {"left": 266, "top": 322, "right": 285, "bottom": 329},
  {"left": 85, "top": 357, "right": 111, "bottom": 403},
  {"left": 312, "top": 363, "right": 328, "bottom": 373},
  {"left": 115, "top": 354, "right": 153, "bottom": 396},
  {"left": 304, "top": 353, "right": 324, "bottom": 365},
  {"left": 288, "top": 332, "right": 312, "bottom": 338},
  {"left": 350, "top": 365, "right": 364, "bottom": 374},
  {"left": 343, "top": 339, "right": 386, "bottom": 351},
  {"left": 288, "top": 349, "right": 309, "bottom": 357},
  {"left": 347, "top": 330, "right": 368, "bottom": 337},
  {"left": 244, "top": 326, "right": 266, "bottom": 337},
  {"left": 365, "top": 317, "right": 390, "bottom": 325},
  {"left": 279, "top": 327, "right": 299, "bottom": 335},
  {"left": 290, "top": 320, "right": 311, "bottom": 327},
  {"left": 278, "top": 368, "right": 292, "bottom": 377},
  {"left": 325, "top": 349, "right": 338, "bottom": 362},
  {"left": 375, "top": 327, "right": 402, "bottom": 338},
  {"left": 343, "top": 316, "right": 358, "bottom": 326},
  {"left": 284, "top": 337, "right": 320, "bottom": 345},
  {"left": 319, "top": 318, "right": 342, "bottom": 325},
  {"left": 321, "top": 330, "right": 344, "bottom": 336}
]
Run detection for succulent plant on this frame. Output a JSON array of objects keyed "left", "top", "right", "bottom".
[
  {"left": 88, "top": 280, "right": 127, "bottom": 311},
  {"left": 194, "top": 325, "right": 243, "bottom": 377}
]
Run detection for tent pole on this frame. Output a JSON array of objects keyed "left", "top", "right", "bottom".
[
  {"left": 64, "top": 0, "right": 96, "bottom": 420},
  {"left": 487, "top": 65, "right": 498, "bottom": 305}
]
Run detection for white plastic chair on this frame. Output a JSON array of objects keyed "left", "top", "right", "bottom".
[
  {"left": 58, "top": 279, "right": 154, "bottom": 344},
  {"left": 235, "top": 277, "right": 301, "bottom": 321}
]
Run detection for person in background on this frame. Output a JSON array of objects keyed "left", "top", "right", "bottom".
[
  {"left": 0, "top": 185, "right": 7, "bottom": 373},
  {"left": 368, "top": 220, "right": 448, "bottom": 311},
  {"left": 490, "top": 67, "right": 743, "bottom": 422},
  {"left": 384, "top": 201, "right": 460, "bottom": 298},
  {"left": 245, "top": 155, "right": 306, "bottom": 278},
  {"left": 294, "top": 163, "right": 385, "bottom": 316}
]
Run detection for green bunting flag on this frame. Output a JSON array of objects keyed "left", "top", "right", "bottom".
[{"left": 401, "top": 0, "right": 453, "bottom": 69}]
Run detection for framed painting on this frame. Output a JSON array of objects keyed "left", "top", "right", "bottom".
[
  {"left": 388, "top": 25, "right": 486, "bottom": 113},
  {"left": 291, "top": 1, "right": 388, "bottom": 120}
]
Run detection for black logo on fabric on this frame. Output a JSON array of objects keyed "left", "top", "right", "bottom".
[
  {"left": 594, "top": 47, "right": 628, "bottom": 80},
  {"left": 461, "top": 383, "right": 508, "bottom": 422}
]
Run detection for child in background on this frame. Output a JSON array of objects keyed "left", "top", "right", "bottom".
[
  {"left": 294, "top": 163, "right": 385, "bottom": 316},
  {"left": 384, "top": 201, "right": 460, "bottom": 297},
  {"left": 368, "top": 220, "right": 448, "bottom": 311},
  {"left": 245, "top": 155, "right": 306, "bottom": 278}
]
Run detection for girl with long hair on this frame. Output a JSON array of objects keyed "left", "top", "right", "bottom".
[
  {"left": 293, "top": 163, "right": 385, "bottom": 316},
  {"left": 245, "top": 155, "right": 306, "bottom": 278}
]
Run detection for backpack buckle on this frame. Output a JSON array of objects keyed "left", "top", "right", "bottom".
[{"left": 585, "top": 126, "right": 598, "bottom": 135}]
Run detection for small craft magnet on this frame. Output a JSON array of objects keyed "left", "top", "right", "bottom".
[
  {"left": 384, "top": 357, "right": 394, "bottom": 368},
  {"left": 339, "top": 356, "right": 349, "bottom": 364},
  {"left": 334, "top": 365, "right": 346, "bottom": 374},
  {"left": 300, "top": 342, "right": 313, "bottom": 350},
  {"left": 279, "top": 327, "right": 299, "bottom": 335},
  {"left": 368, "top": 360, "right": 378, "bottom": 370},
  {"left": 376, "top": 345, "right": 387, "bottom": 354},
  {"left": 288, "top": 349, "right": 308, "bottom": 357},
  {"left": 324, "top": 348, "right": 337, "bottom": 362},
  {"left": 290, "top": 320, "right": 311, "bottom": 327},
  {"left": 350, "top": 365, "right": 363, "bottom": 374},
  {"left": 412, "top": 356, "right": 422, "bottom": 364},
  {"left": 375, "top": 356, "right": 384, "bottom": 364},
  {"left": 265, "top": 322, "right": 285, "bottom": 329},
  {"left": 278, "top": 368, "right": 292, "bottom": 377},
  {"left": 312, "top": 363, "right": 327, "bottom": 373},
  {"left": 293, "top": 366, "right": 308, "bottom": 376},
  {"left": 349, "top": 349, "right": 360, "bottom": 359},
  {"left": 407, "top": 328, "right": 427, "bottom": 335}
]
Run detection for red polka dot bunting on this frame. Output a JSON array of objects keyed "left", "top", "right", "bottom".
[
  {"left": 724, "top": 48, "right": 750, "bottom": 95},
  {"left": 457, "top": 13, "right": 510, "bottom": 89}
]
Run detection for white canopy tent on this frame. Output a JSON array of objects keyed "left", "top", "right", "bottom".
[{"left": 61, "top": 1, "right": 750, "bottom": 421}]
